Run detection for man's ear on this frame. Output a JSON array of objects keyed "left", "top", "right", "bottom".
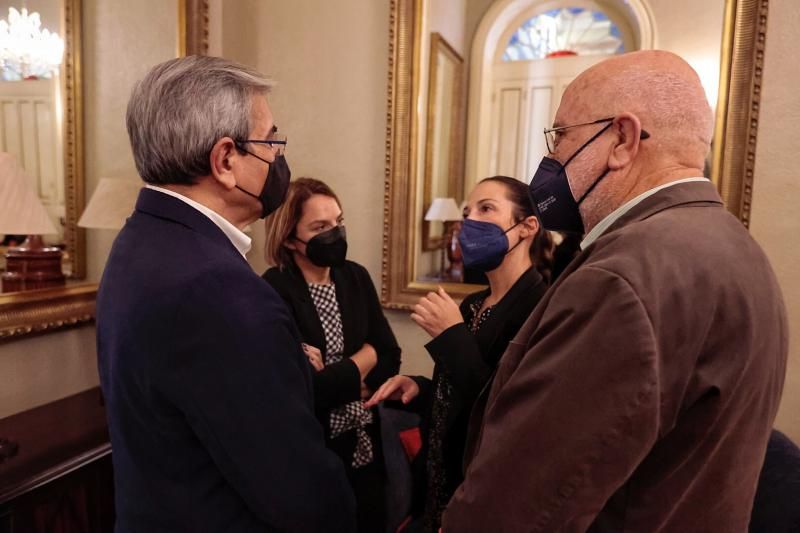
[
  {"left": 209, "top": 137, "right": 239, "bottom": 190},
  {"left": 608, "top": 112, "right": 642, "bottom": 170}
]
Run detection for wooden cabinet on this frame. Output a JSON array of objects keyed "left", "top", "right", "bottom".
[{"left": 0, "top": 388, "right": 114, "bottom": 533}]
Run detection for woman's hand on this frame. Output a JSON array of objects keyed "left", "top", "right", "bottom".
[
  {"left": 302, "top": 343, "right": 324, "bottom": 371},
  {"left": 364, "top": 375, "right": 420, "bottom": 408},
  {"left": 410, "top": 287, "right": 463, "bottom": 338},
  {"left": 360, "top": 381, "right": 371, "bottom": 400},
  {"left": 350, "top": 343, "right": 378, "bottom": 380}
]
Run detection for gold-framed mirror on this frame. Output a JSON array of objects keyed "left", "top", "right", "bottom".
[
  {"left": 421, "top": 32, "right": 465, "bottom": 253},
  {"left": 0, "top": 0, "right": 210, "bottom": 340},
  {"left": 382, "top": 0, "right": 768, "bottom": 309},
  {"left": 0, "top": 0, "right": 92, "bottom": 339}
]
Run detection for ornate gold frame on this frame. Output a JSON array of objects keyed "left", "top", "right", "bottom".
[
  {"left": 421, "top": 32, "right": 465, "bottom": 251},
  {"left": 0, "top": 284, "right": 96, "bottom": 340},
  {"left": 177, "top": 0, "right": 210, "bottom": 57},
  {"left": 63, "top": 0, "right": 85, "bottom": 280},
  {"left": 0, "top": 0, "right": 211, "bottom": 341},
  {"left": 711, "top": 0, "right": 768, "bottom": 228},
  {"left": 382, "top": 0, "right": 769, "bottom": 309}
]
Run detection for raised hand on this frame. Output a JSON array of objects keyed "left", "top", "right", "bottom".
[{"left": 410, "top": 286, "right": 463, "bottom": 338}]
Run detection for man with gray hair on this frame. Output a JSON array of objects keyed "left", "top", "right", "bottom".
[
  {"left": 97, "top": 55, "right": 355, "bottom": 532},
  {"left": 442, "top": 50, "right": 787, "bottom": 531}
]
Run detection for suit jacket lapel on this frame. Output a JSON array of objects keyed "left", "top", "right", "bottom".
[
  {"left": 284, "top": 263, "right": 327, "bottom": 352},
  {"left": 330, "top": 266, "right": 355, "bottom": 355},
  {"left": 473, "top": 268, "right": 546, "bottom": 366}
]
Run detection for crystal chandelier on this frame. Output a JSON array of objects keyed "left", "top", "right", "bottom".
[{"left": 0, "top": 7, "right": 64, "bottom": 81}]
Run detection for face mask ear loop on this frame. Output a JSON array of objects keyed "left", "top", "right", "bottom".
[
  {"left": 502, "top": 220, "right": 528, "bottom": 256},
  {"left": 502, "top": 220, "right": 522, "bottom": 235},
  {"left": 576, "top": 167, "right": 612, "bottom": 205},
  {"left": 562, "top": 121, "right": 614, "bottom": 168}
]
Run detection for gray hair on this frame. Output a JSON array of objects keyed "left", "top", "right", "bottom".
[{"left": 126, "top": 55, "right": 274, "bottom": 185}]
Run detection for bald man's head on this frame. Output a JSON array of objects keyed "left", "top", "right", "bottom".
[{"left": 559, "top": 50, "right": 714, "bottom": 165}]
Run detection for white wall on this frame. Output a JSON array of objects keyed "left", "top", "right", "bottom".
[
  {"left": 750, "top": 0, "right": 800, "bottom": 443},
  {"left": 219, "top": 0, "right": 434, "bottom": 376}
]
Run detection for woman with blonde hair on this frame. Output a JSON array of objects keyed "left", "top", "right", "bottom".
[{"left": 262, "top": 177, "right": 401, "bottom": 532}]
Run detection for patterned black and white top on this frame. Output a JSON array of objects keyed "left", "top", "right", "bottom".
[
  {"left": 307, "top": 282, "right": 374, "bottom": 468},
  {"left": 468, "top": 298, "right": 494, "bottom": 334}
]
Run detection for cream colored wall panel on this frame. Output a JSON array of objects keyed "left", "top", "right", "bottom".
[{"left": 750, "top": 0, "right": 800, "bottom": 443}]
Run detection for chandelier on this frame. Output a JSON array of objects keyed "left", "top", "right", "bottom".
[{"left": 0, "top": 7, "right": 64, "bottom": 81}]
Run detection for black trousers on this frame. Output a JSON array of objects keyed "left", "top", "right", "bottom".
[
  {"left": 329, "top": 423, "right": 387, "bottom": 533},
  {"left": 348, "top": 459, "right": 387, "bottom": 533}
]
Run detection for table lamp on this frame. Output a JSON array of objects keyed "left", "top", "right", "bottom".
[
  {"left": 78, "top": 178, "right": 142, "bottom": 230},
  {"left": 0, "top": 152, "right": 63, "bottom": 292},
  {"left": 424, "top": 197, "right": 462, "bottom": 280}
]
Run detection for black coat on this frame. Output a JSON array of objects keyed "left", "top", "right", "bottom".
[
  {"left": 96, "top": 188, "right": 355, "bottom": 532},
  {"left": 405, "top": 266, "right": 547, "bottom": 517},
  {"left": 262, "top": 261, "right": 402, "bottom": 463}
]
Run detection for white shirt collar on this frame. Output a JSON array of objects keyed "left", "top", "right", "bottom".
[
  {"left": 145, "top": 185, "right": 252, "bottom": 258},
  {"left": 580, "top": 177, "right": 709, "bottom": 250}
]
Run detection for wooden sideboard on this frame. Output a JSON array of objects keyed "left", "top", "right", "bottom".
[{"left": 0, "top": 388, "right": 114, "bottom": 533}]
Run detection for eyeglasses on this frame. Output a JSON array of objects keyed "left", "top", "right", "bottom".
[
  {"left": 544, "top": 117, "right": 650, "bottom": 154},
  {"left": 235, "top": 133, "right": 288, "bottom": 156}
]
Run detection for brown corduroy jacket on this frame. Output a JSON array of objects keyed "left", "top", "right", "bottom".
[{"left": 442, "top": 181, "right": 788, "bottom": 533}]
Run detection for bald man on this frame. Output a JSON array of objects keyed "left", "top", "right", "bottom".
[{"left": 442, "top": 51, "right": 788, "bottom": 532}]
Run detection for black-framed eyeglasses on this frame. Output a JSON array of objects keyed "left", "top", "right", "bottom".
[
  {"left": 544, "top": 117, "right": 650, "bottom": 154},
  {"left": 235, "top": 133, "right": 288, "bottom": 156}
]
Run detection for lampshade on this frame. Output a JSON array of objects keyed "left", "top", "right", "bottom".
[
  {"left": 424, "top": 197, "right": 462, "bottom": 222},
  {"left": 78, "top": 178, "right": 142, "bottom": 230},
  {"left": 0, "top": 151, "right": 57, "bottom": 235}
]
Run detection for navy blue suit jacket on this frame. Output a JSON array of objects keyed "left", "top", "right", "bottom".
[{"left": 97, "top": 188, "right": 356, "bottom": 532}]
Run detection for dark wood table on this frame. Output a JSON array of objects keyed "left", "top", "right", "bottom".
[{"left": 0, "top": 388, "right": 114, "bottom": 532}]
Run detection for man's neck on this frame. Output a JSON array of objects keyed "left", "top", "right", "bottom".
[
  {"left": 159, "top": 182, "right": 254, "bottom": 230},
  {"left": 581, "top": 165, "right": 704, "bottom": 233}
]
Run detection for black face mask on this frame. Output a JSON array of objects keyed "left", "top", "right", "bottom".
[
  {"left": 296, "top": 225, "right": 348, "bottom": 268},
  {"left": 235, "top": 150, "right": 291, "bottom": 218},
  {"left": 528, "top": 122, "right": 613, "bottom": 234}
]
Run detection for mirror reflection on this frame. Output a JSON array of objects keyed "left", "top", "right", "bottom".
[
  {"left": 0, "top": 0, "right": 69, "bottom": 289},
  {"left": 413, "top": 0, "right": 724, "bottom": 285}
]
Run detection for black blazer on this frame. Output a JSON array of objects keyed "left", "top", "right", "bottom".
[
  {"left": 406, "top": 266, "right": 547, "bottom": 513},
  {"left": 97, "top": 188, "right": 355, "bottom": 532},
  {"left": 262, "top": 261, "right": 402, "bottom": 453}
]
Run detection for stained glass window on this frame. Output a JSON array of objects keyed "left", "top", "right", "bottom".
[{"left": 502, "top": 7, "right": 624, "bottom": 61}]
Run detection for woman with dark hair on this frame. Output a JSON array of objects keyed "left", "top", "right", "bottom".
[
  {"left": 262, "top": 177, "right": 401, "bottom": 533},
  {"left": 366, "top": 175, "right": 553, "bottom": 531}
]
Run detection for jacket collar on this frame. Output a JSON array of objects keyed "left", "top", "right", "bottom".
[
  {"left": 134, "top": 187, "right": 245, "bottom": 262},
  {"left": 598, "top": 180, "right": 723, "bottom": 242},
  {"left": 477, "top": 265, "right": 544, "bottom": 314}
]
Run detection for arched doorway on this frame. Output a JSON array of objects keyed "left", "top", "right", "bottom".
[{"left": 465, "top": 0, "right": 656, "bottom": 185}]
